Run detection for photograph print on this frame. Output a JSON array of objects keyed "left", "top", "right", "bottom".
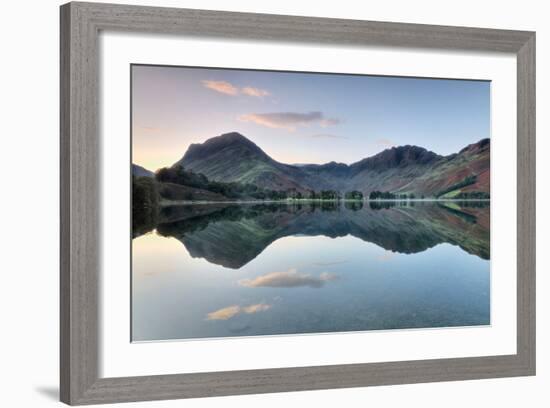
[{"left": 131, "top": 65, "right": 490, "bottom": 342}]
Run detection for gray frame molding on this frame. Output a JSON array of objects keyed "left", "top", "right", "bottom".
[{"left": 60, "top": 2, "right": 536, "bottom": 405}]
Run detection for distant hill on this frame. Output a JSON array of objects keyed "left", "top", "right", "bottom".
[
  {"left": 173, "top": 132, "right": 490, "bottom": 197},
  {"left": 132, "top": 164, "right": 154, "bottom": 178}
]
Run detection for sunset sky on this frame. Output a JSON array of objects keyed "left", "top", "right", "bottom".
[{"left": 132, "top": 64, "right": 490, "bottom": 172}]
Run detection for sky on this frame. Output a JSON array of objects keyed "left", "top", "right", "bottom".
[{"left": 132, "top": 64, "right": 490, "bottom": 172}]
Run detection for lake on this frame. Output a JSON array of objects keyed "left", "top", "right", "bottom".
[{"left": 132, "top": 201, "right": 490, "bottom": 342}]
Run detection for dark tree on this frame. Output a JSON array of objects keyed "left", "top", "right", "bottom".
[
  {"left": 345, "top": 190, "right": 364, "bottom": 200},
  {"left": 132, "top": 175, "right": 159, "bottom": 236}
]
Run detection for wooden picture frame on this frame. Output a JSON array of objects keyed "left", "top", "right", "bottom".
[{"left": 60, "top": 2, "right": 536, "bottom": 405}]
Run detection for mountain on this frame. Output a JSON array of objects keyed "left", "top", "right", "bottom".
[
  {"left": 351, "top": 145, "right": 442, "bottom": 173},
  {"left": 174, "top": 132, "right": 313, "bottom": 191},
  {"left": 344, "top": 139, "right": 490, "bottom": 197},
  {"left": 173, "top": 132, "right": 490, "bottom": 197},
  {"left": 389, "top": 138, "right": 490, "bottom": 197},
  {"left": 132, "top": 164, "right": 154, "bottom": 178},
  {"left": 154, "top": 202, "right": 490, "bottom": 268}
]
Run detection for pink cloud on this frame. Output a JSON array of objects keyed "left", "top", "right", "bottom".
[
  {"left": 320, "top": 118, "right": 342, "bottom": 127},
  {"left": 241, "top": 87, "right": 270, "bottom": 97},
  {"left": 206, "top": 303, "right": 271, "bottom": 320},
  {"left": 201, "top": 80, "right": 270, "bottom": 97},
  {"left": 239, "top": 111, "right": 341, "bottom": 131},
  {"left": 239, "top": 269, "right": 338, "bottom": 289},
  {"left": 201, "top": 80, "right": 239, "bottom": 95}
]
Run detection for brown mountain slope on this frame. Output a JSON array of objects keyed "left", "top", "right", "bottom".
[{"left": 388, "top": 138, "right": 490, "bottom": 196}]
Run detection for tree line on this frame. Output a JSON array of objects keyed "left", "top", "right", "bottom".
[
  {"left": 148, "top": 166, "right": 489, "bottom": 203},
  {"left": 156, "top": 165, "right": 288, "bottom": 200},
  {"left": 155, "top": 166, "right": 369, "bottom": 201},
  {"left": 132, "top": 175, "right": 159, "bottom": 236},
  {"left": 368, "top": 191, "right": 418, "bottom": 200},
  {"left": 453, "top": 191, "right": 490, "bottom": 199}
]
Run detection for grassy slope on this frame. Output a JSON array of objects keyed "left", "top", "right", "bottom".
[
  {"left": 390, "top": 143, "right": 490, "bottom": 196},
  {"left": 158, "top": 182, "right": 228, "bottom": 203},
  {"left": 180, "top": 136, "right": 490, "bottom": 197}
]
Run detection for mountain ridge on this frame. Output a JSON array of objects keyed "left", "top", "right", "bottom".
[
  {"left": 132, "top": 163, "right": 154, "bottom": 178},
  {"left": 148, "top": 131, "right": 489, "bottom": 197}
]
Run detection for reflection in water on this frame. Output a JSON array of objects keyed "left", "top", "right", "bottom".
[
  {"left": 132, "top": 201, "right": 490, "bottom": 341},
  {"left": 345, "top": 200, "right": 363, "bottom": 211},
  {"left": 206, "top": 303, "right": 271, "bottom": 321},
  {"left": 238, "top": 269, "right": 339, "bottom": 289},
  {"left": 151, "top": 201, "right": 490, "bottom": 268}
]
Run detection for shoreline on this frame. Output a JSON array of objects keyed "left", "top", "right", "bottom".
[{"left": 159, "top": 198, "right": 491, "bottom": 207}]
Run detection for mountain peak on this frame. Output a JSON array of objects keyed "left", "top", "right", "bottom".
[
  {"left": 458, "top": 138, "right": 490, "bottom": 155},
  {"left": 188, "top": 132, "right": 255, "bottom": 152},
  {"left": 351, "top": 144, "right": 442, "bottom": 173},
  {"left": 213, "top": 131, "right": 250, "bottom": 143},
  {"left": 175, "top": 132, "right": 269, "bottom": 168},
  {"left": 132, "top": 163, "right": 154, "bottom": 178}
]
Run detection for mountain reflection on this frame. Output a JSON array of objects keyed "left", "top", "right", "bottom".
[{"left": 134, "top": 201, "right": 489, "bottom": 269}]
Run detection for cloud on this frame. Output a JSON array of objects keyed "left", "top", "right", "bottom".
[
  {"left": 377, "top": 252, "right": 395, "bottom": 262},
  {"left": 136, "top": 125, "right": 164, "bottom": 133},
  {"left": 242, "top": 303, "right": 271, "bottom": 314},
  {"left": 138, "top": 126, "right": 160, "bottom": 131},
  {"left": 310, "top": 133, "right": 348, "bottom": 140},
  {"left": 320, "top": 118, "right": 342, "bottom": 127},
  {"left": 239, "top": 111, "right": 341, "bottom": 131},
  {"left": 201, "top": 80, "right": 269, "bottom": 97},
  {"left": 375, "top": 138, "right": 395, "bottom": 147},
  {"left": 206, "top": 303, "right": 271, "bottom": 321},
  {"left": 206, "top": 305, "right": 241, "bottom": 320},
  {"left": 241, "top": 87, "right": 270, "bottom": 97},
  {"left": 201, "top": 80, "right": 240, "bottom": 95},
  {"left": 239, "top": 269, "right": 339, "bottom": 289}
]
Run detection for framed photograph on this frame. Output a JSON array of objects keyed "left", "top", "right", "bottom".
[{"left": 60, "top": 2, "right": 535, "bottom": 405}]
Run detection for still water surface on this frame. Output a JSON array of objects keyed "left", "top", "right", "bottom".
[{"left": 132, "top": 201, "right": 490, "bottom": 341}]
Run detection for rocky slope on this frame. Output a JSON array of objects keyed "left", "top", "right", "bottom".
[{"left": 172, "top": 132, "right": 490, "bottom": 197}]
